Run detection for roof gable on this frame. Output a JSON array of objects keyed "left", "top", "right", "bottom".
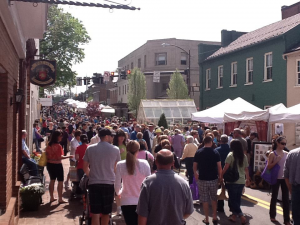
[{"left": 206, "top": 13, "right": 300, "bottom": 60}]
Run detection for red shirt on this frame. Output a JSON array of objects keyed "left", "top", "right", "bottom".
[
  {"left": 75, "top": 144, "right": 88, "bottom": 169},
  {"left": 46, "top": 143, "right": 64, "bottom": 164}
]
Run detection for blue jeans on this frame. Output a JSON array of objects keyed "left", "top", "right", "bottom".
[
  {"left": 22, "top": 157, "right": 38, "bottom": 176},
  {"left": 292, "top": 184, "right": 300, "bottom": 225},
  {"left": 226, "top": 183, "right": 245, "bottom": 216},
  {"left": 33, "top": 138, "right": 41, "bottom": 152}
]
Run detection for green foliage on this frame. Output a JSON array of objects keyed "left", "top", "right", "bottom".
[
  {"left": 158, "top": 113, "right": 168, "bottom": 129},
  {"left": 40, "top": 6, "right": 90, "bottom": 91},
  {"left": 128, "top": 68, "right": 146, "bottom": 116},
  {"left": 167, "top": 69, "right": 189, "bottom": 99}
]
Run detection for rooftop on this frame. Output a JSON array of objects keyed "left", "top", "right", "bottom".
[{"left": 207, "top": 13, "right": 300, "bottom": 60}]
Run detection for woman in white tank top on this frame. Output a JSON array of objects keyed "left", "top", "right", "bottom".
[{"left": 267, "top": 137, "right": 291, "bottom": 225}]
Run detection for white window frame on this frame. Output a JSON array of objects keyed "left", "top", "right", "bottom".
[
  {"left": 246, "top": 57, "right": 253, "bottom": 84},
  {"left": 231, "top": 62, "right": 237, "bottom": 86},
  {"left": 297, "top": 59, "right": 300, "bottom": 86},
  {"left": 155, "top": 53, "right": 167, "bottom": 66},
  {"left": 217, "top": 65, "right": 223, "bottom": 88},
  {"left": 205, "top": 69, "right": 211, "bottom": 90},
  {"left": 264, "top": 52, "right": 273, "bottom": 81}
]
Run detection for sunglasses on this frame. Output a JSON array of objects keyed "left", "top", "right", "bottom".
[{"left": 280, "top": 142, "right": 287, "bottom": 146}]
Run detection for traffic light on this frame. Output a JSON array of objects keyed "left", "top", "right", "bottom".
[
  {"left": 87, "top": 78, "right": 91, "bottom": 85},
  {"left": 92, "top": 73, "right": 101, "bottom": 84},
  {"left": 83, "top": 78, "right": 87, "bottom": 85},
  {"left": 127, "top": 70, "right": 131, "bottom": 75},
  {"left": 120, "top": 70, "right": 126, "bottom": 79},
  {"left": 111, "top": 72, "right": 115, "bottom": 76}
]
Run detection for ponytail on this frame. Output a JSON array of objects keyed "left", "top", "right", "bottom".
[{"left": 126, "top": 141, "right": 140, "bottom": 175}]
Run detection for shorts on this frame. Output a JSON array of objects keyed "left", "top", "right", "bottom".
[
  {"left": 89, "top": 184, "right": 114, "bottom": 215},
  {"left": 197, "top": 179, "right": 218, "bottom": 203},
  {"left": 47, "top": 163, "right": 64, "bottom": 181}
]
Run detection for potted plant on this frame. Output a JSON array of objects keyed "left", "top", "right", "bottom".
[{"left": 20, "top": 183, "right": 45, "bottom": 211}]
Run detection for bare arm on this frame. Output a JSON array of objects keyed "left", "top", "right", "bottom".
[
  {"left": 217, "top": 161, "right": 222, "bottom": 182},
  {"left": 138, "top": 215, "right": 147, "bottom": 225},
  {"left": 285, "top": 178, "right": 292, "bottom": 194},
  {"left": 245, "top": 167, "right": 250, "bottom": 186},
  {"left": 193, "top": 162, "right": 198, "bottom": 181},
  {"left": 83, "top": 161, "right": 90, "bottom": 177},
  {"left": 22, "top": 150, "right": 30, "bottom": 159},
  {"left": 267, "top": 153, "right": 281, "bottom": 170},
  {"left": 221, "top": 163, "right": 230, "bottom": 178},
  {"left": 75, "top": 154, "right": 79, "bottom": 161}
]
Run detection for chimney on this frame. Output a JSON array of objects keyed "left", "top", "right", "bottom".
[
  {"left": 221, "top": 30, "right": 247, "bottom": 47},
  {"left": 281, "top": 2, "right": 300, "bottom": 19}
]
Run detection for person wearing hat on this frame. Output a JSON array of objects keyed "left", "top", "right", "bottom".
[
  {"left": 146, "top": 123, "right": 155, "bottom": 150},
  {"left": 83, "top": 128, "right": 120, "bottom": 225},
  {"left": 152, "top": 128, "right": 162, "bottom": 154},
  {"left": 130, "top": 124, "right": 141, "bottom": 140}
]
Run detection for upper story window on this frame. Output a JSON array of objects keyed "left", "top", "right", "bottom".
[
  {"left": 144, "top": 55, "right": 147, "bottom": 68},
  {"left": 138, "top": 58, "right": 141, "bottom": 68},
  {"left": 119, "top": 87, "right": 121, "bottom": 96},
  {"left": 264, "top": 52, "right": 272, "bottom": 81},
  {"left": 206, "top": 69, "right": 211, "bottom": 90},
  {"left": 131, "top": 62, "right": 133, "bottom": 69},
  {"left": 181, "top": 52, "right": 187, "bottom": 65},
  {"left": 231, "top": 62, "right": 237, "bottom": 86},
  {"left": 297, "top": 60, "right": 300, "bottom": 85},
  {"left": 218, "top": 66, "right": 223, "bottom": 88},
  {"left": 155, "top": 53, "right": 167, "bottom": 65},
  {"left": 246, "top": 58, "right": 253, "bottom": 84}
]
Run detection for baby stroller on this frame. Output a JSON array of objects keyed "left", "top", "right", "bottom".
[
  {"left": 78, "top": 175, "right": 115, "bottom": 225},
  {"left": 69, "top": 166, "right": 81, "bottom": 200}
]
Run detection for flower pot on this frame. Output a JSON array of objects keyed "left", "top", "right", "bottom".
[{"left": 21, "top": 193, "right": 41, "bottom": 211}]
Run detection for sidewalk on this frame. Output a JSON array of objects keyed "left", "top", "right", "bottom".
[{"left": 18, "top": 144, "right": 125, "bottom": 225}]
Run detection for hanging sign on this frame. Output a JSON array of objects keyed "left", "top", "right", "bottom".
[
  {"left": 153, "top": 71, "right": 160, "bottom": 83},
  {"left": 30, "top": 60, "right": 56, "bottom": 87},
  {"left": 104, "top": 71, "right": 111, "bottom": 82}
]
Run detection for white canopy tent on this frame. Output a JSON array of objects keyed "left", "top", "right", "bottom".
[
  {"left": 223, "top": 98, "right": 267, "bottom": 122},
  {"left": 268, "top": 103, "right": 291, "bottom": 123},
  {"left": 101, "top": 106, "right": 115, "bottom": 114},
  {"left": 191, "top": 99, "right": 233, "bottom": 123}
]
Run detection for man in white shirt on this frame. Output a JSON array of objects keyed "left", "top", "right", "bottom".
[{"left": 65, "top": 130, "right": 81, "bottom": 187}]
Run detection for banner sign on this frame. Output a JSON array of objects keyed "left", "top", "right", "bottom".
[
  {"left": 30, "top": 60, "right": 56, "bottom": 87},
  {"left": 153, "top": 71, "right": 160, "bottom": 83},
  {"left": 104, "top": 71, "right": 110, "bottom": 82}
]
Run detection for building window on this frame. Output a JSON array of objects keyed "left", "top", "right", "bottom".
[
  {"left": 264, "top": 52, "right": 272, "bottom": 80},
  {"left": 181, "top": 52, "right": 187, "bottom": 65},
  {"left": 231, "top": 62, "right": 237, "bottom": 86},
  {"left": 131, "top": 62, "right": 133, "bottom": 69},
  {"left": 206, "top": 69, "right": 211, "bottom": 90},
  {"left": 127, "top": 84, "right": 129, "bottom": 92},
  {"left": 144, "top": 55, "right": 146, "bottom": 68},
  {"left": 155, "top": 53, "right": 167, "bottom": 65},
  {"left": 119, "top": 87, "right": 120, "bottom": 95},
  {"left": 138, "top": 58, "right": 141, "bottom": 68},
  {"left": 246, "top": 58, "right": 253, "bottom": 83},
  {"left": 125, "top": 84, "right": 127, "bottom": 94},
  {"left": 218, "top": 66, "right": 223, "bottom": 88}
]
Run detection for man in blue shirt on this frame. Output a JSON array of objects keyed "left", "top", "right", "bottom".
[
  {"left": 215, "top": 134, "right": 230, "bottom": 212},
  {"left": 130, "top": 124, "right": 141, "bottom": 140},
  {"left": 120, "top": 122, "right": 129, "bottom": 134}
]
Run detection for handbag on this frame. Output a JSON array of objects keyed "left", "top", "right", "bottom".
[
  {"left": 261, "top": 151, "right": 280, "bottom": 185},
  {"left": 190, "top": 177, "right": 199, "bottom": 200},
  {"left": 38, "top": 151, "right": 47, "bottom": 167},
  {"left": 217, "top": 185, "right": 228, "bottom": 200},
  {"left": 224, "top": 160, "right": 239, "bottom": 183}
]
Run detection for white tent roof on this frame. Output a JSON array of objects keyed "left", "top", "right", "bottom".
[
  {"left": 191, "top": 99, "right": 232, "bottom": 123},
  {"left": 101, "top": 106, "right": 115, "bottom": 114},
  {"left": 268, "top": 103, "right": 289, "bottom": 123},
  {"left": 224, "top": 98, "right": 267, "bottom": 122},
  {"left": 269, "top": 103, "right": 300, "bottom": 123}
]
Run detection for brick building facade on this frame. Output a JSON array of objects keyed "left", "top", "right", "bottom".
[{"left": 0, "top": 2, "right": 47, "bottom": 224}]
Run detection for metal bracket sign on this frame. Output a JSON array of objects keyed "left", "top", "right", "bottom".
[
  {"left": 153, "top": 71, "right": 160, "bottom": 83},
  {"left": 30, "top": 60, "right": 56, "bottom": 87}
]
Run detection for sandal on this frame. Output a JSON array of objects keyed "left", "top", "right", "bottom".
[
  {"left": 270, "top": 218, "right": 277, "bottom": 222},
  {"left": 240, "top": 216, "right": 247, "bottom": 225},
  {"left": 202, "top": 219, "right": 209, "bottom": 224}
]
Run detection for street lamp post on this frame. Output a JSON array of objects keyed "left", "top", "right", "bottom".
[{"left": 162, "top": 43, "right": 191, "bottom": 95}]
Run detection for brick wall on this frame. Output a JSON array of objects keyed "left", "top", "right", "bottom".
[{"left": 0, "top": 16, "right": 19, "bottom": 213}]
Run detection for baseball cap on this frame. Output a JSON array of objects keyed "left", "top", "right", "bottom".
[{"left": 99, "top": 128, "right": 116, "bottom": 137}]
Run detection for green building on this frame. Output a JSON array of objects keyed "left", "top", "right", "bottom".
[{"left": 198, "top": 13, "right": 300, "bottom": 110}]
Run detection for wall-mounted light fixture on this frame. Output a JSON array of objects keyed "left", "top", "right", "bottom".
[{"left": 10, "top": 89, "right": 24, "bottom": 107}]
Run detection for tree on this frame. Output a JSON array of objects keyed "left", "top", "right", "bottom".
[
  {"left": 128, "top": 67, "right": 146, "bottom": 116},
  {"left": 86, "top": 101, "right": 101, "bottom": 117},
  {"left": 40, "top": 6, "right": 90, "bottom": 92},
  {"left": 167, "top": 69, "right": 189, "bottom": 99},
  {"left": 158, "top": 113, "right": 168, "bottom": 129}
]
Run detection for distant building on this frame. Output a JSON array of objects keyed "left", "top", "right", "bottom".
[
  {"left": 118, "top": 38, "right": 221, "bottom": 108},
  {"left": 199, "top": 5, "right": 300, "bottom": 110}
]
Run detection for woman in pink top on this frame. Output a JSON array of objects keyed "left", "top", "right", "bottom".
[{"left": 115, "top": 141, "right": 151, "bottom": 225}]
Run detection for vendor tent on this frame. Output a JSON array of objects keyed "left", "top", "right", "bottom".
[
  {"left": 191, "top": 99, "right": 232, "bottom": 123},
  {"left": 223, "top": 98, "right": 267, "bottom": 122},
  {"left": 101, "top": 106, "right": 115, "bottom": 114},
  {"left": 268, "top": 103, "right": 291, "bottom": 123}
]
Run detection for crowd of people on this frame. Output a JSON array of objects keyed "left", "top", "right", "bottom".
[{"left": 20, "top": 103, "right": 300, "bottom": 225}]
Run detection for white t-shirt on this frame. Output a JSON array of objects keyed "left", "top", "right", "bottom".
[
  {"left": 70, "top": 138, "right": 80, "bottom": 162},
  {"left": 115, "top": 159, "right": 151, "bottom": 205}
]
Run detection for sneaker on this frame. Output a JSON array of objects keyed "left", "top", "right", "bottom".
[{"left": 116, "top": 206, "right": 122, "bottom": 215}]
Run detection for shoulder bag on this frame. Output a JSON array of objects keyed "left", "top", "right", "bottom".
[
  {"left": 224, "top": 159, "right": 240, "bottom": 183},
  {"left": 261, "top": 151, "right": 280, "bottom": 185}
]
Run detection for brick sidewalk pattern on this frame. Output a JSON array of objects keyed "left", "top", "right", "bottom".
[{"left": 18, "top": 145, "right": 126, "bottom": 225}]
